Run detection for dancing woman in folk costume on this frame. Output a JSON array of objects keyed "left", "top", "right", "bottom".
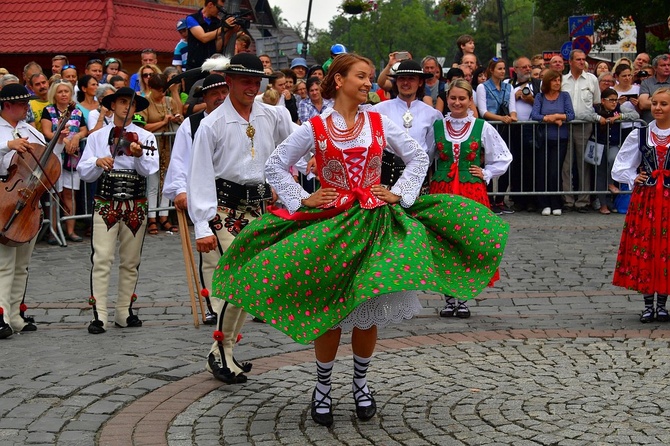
[
  {"left": 429, "top": 79, "right": 512, "bottom": 318},
  {"left": 212, "top": 54, "right": 509, "bottom": 426},
  {"left": 612, "top": 87, "right": 670, "bottom": 323}
]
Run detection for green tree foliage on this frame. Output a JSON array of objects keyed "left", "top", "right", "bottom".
[
  {"left": 311, "top": 0, "right": 466, "bottom": 68},
  {"left": 309, "top": 0, "right": 565, "bottom": 69},
  {"left": 533, "top": 0, "right": 667, "bottom": 54}
]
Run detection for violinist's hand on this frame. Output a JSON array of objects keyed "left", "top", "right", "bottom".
[
  {"left": 7, "top": 137, "right": 32, "bottom": 154},
  {"left": 371, "top": 185, "right": 401, "bottom": 204},
  {"left": 174, "top": 192, "right": 187, "bottom": 211},
  {"left": 96, "top": 156, "right": 115, "bottom": 171},
  {"left": 196, "top": 235, "right": 217, "bottom": 253},
  {"left": 129, "top": 142, "right": 143, "bottom": 157},
  {"left": 301, "top": 188, "right": 339, "bottom": 208}
]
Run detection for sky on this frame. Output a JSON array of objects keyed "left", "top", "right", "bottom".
[{"left": 273, "top": 0, "right": 340, "bottom": 31}]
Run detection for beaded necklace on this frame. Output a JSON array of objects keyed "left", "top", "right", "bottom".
[{"left": 326, "top": 112, "right": 365, "bottom": 142}]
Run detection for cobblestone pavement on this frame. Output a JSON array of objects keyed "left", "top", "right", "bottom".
[{"left": 1, "top": 211, "right": 669, "bottom": 445}]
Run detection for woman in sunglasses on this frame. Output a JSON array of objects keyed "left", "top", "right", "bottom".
[{"left": 136, "top": 64, "right": 162, "bottom": 97}]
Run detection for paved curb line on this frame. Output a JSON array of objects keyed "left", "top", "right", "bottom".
[{"left": 97, "top": 327, "right": 670, "bottom": 445}]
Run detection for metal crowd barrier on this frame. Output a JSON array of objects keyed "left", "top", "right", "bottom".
[{"left": 45, "top": 120, "right": 641, "bottom": 246}]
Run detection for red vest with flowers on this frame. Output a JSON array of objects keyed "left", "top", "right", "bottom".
[
  {"left": 310, "top": 112, "right": 387, "bottom": 210},
  {"left": 433, "top": 118, "right": 484, "bottom": 184}
]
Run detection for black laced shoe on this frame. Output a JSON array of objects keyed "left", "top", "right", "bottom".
[
  {"left": 439, "top": 302, "right": 456, "bottom": 317},
  {"left": 21, "top": 323, "right": 37, "bottom": 332},
  {"left": 206, "top": 353, "right": 221, "bottom": 375},
  {"left": 311, "top": 387, "right": 333, "bottom": 427},
  {"left": 213, "top": 367, "right": 247, "bottom": 384},
  {"left": 0, "top": 325, "right": 13, "bottom": 339},
  {"left": 204, "top": 311, "right": 217, "bottom": 325},
  {"left": 456, "top": 302, "right": 471, "bottom": 318},
  {"left": 88, "top": 320, "right": 106, "bottom": 334},
  {"left": 656, "top": 306, "right": 669, "bottom": 322},
  {"left": 353, "top": 381, "right": 376, "bottom": 421},
  {"left": 640, "top": 307, "right": 655, "bottom": 323}
]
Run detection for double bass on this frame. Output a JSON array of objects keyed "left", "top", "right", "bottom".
[{"left": 0, "top": 103, "right": 75, "bottom": 246}]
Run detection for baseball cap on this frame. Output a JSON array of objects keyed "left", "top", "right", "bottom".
[{"left": 176, "top": 19, "right": 187, "bottom": 31}]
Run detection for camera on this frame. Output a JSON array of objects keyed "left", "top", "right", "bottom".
[
  {"left": 218, "top": 7, "right": 253, "bottom": 30},
  {"left": 395, "top": 51, "right": 410, "bottom": 61},
  {"left": 522, "top": 86, "right": 531, "bottom": 96}
]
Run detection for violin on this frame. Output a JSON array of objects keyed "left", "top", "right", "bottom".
[
  {"left": 0, "top": 104, "right": 74, "bottom": 246},
  {"left": 111, "top": 127, "right": 156, "bottom": 157}
]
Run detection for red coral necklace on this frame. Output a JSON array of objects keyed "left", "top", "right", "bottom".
[{"left": 446, "top": 120, "right": 471, "bottom": 140}]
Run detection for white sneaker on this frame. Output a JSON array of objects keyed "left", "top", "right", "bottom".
[
  {"left": 541, "top": 207, "right": 551, "bottom": 216},
  {"left": 552, "top": 209, "right": 562, "bottom": 216}
]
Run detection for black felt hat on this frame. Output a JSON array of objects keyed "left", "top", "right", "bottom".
[
  {"left": 388, "top": 60, "right": 433, "bottom": 79},
  {"left": 0, "top": 84, "right": 31, "bottom": 102},
  {"left": 222, "top": 53, "right": 276, "bottom": 78},
  {"left": 195, "top": 74, "right": 228, "bottom": 99},
  {"left": 100, "top": 87, "right": 149, "bottom": 112}
]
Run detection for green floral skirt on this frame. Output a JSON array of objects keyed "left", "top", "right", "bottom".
[{"left": 213, "top": 194, "right": 508, "bottom": 344}]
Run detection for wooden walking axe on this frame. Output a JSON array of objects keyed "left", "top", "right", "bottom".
[{"left": 176, "top": 208, "right": 207, "bottom": 327}]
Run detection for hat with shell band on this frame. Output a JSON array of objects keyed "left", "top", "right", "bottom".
[
  {"left": 0, "top": 84, "right": 31, "bottom": 102},
  {"left": 388, "top": 59, "right": 433, "bottom": 80},
  {"left": 222, "top": 53, "right": 276, "bottom": 79}
]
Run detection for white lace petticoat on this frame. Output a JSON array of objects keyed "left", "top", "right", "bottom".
[{"left": 333, "top": 291, "right": 422, "bottom": 331}]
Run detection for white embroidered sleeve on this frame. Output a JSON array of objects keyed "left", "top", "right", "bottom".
[{"left": 612, "top": 128, "right": 641, "bottom": 189}]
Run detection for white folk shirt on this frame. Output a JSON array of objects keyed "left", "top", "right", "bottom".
[
  {"left": 77, "top": 122, "right": 159, "bottom": 182},
  {"left": 371, "top": 97, "right": 443, "bottom": 158},
  {"left": 266, "top": 107, "right": 429, "bottom": 214},
  {"left": 162, "top": 111, "right": 208, "bottom": 201},
  {"left": 188, "top": 97, "right": 294, "bottom": 240},
  {"left": 0, "top": 116, "right": 53, "bottom": 174},
  {"left": 612, "top": 122, "right": 670, "bottom": 189},
  {"left": 562, "top": 71, "right": 601, "bottom": 122}
]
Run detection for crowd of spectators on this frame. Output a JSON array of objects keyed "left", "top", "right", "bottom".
[{"left": 0, "top": 23, "right": 668, "bottom": 247}]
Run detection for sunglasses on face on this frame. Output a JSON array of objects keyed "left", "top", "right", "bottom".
[{"left": 142, "top": 73, "right": 153, "bottom": 78}]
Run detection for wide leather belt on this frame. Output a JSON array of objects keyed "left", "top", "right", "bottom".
[
  {"left": 96, "top": 169, "right": 147, "bottom": 200},
  {"left": 215, "top": 178, "right": 272, "bottom": 209}
]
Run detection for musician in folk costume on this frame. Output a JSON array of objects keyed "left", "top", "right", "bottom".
[
  {"left": 163, "top": 73, "right": 229, "bottom": 324},
  {"left": 77, "top": 87, "right": 158, "bottom": 334},
  {"left": 0, "top": 84, "right": 53, "bottom": 338},
  {"left": 187, "top": 54, "right": 294, "bottom": 384}
]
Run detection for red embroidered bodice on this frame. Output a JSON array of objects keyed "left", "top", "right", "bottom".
[{"left": 310, "top": 112, "right": 387, "bottom": 210}]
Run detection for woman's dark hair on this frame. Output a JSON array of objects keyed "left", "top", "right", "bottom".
[
  {"left": 471, "top": 66, "right": 486, "bottom": 90},
  {"left": 321, "top": 53, "right": 373, "bottom": 99},
  {"left": 269, "top": 71, "right": 286, "bottom": 88},
  {"left": 281, "top": 68, "right": 297, "bottom": 84},
  {"left": 76, "top": 75, "right": 96, "bottom": 102},
  {"left": 147, "top": 73, "right": 168, "bottom": 91},
  {"left": 305, "top": 76, "right": 321, "bottom": 93},
  {"left": 541, "top": 69, "right": 562, "bottom": 94},
  {"left": 614, "top": 63, "right": 632, "bottom": 77},
  {"left": 308, "top": 65, "right": 325, "bottom": 78}
]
